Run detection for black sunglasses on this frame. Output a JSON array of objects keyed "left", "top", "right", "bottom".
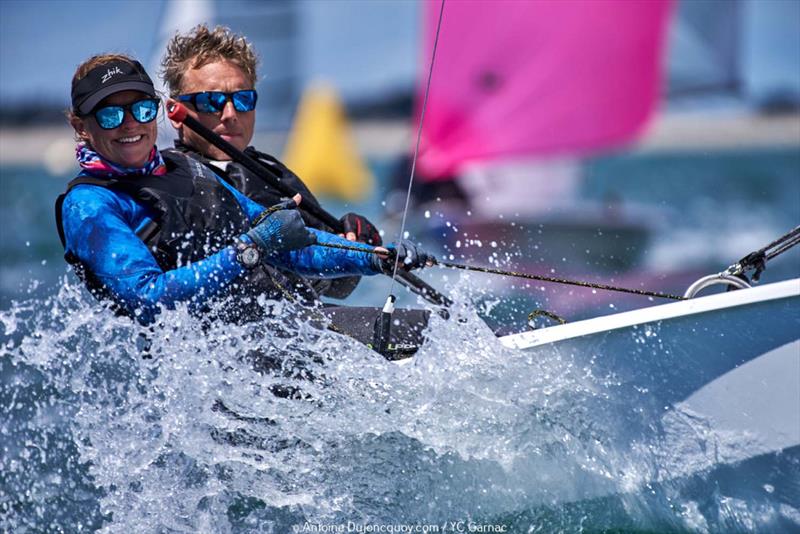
[{"left": 176, "top": 90, "right": 258, "bottom": 114}]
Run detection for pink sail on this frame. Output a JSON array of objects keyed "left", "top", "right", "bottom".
[{"left": 416, "top": 0, "right": 673, "bottom": 179}]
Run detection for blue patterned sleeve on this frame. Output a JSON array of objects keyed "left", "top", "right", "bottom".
[
  {"left": 269, "top": 228, "right": 379, "bottom": 277},
  {"left": 217, "top": 176, "right": 379, "bottom": 277},
  {"left": 61, "top": 185, "right": 245, "bottom": 324},
  {"left": 218, "top": 178, "right": 267, "bottom": 221}
]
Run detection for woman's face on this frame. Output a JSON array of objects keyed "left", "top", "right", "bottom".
[{"left": 72, "top": 90, "right": 158, "bottom": 168}]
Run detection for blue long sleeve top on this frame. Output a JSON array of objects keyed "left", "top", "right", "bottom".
[{"left": 60, "top": 175, "right": 378, "bottom": 323}]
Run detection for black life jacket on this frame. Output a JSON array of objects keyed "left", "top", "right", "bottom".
[
  {"left": 55, "top": 150, "right": 318, "bottom": 322},
  {"left": 171, "top": 143, "right": 359, "bottom": 300}
]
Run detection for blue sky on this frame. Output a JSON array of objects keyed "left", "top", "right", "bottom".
[
  {"left": 1, "top": 0, "right": 797, "bottom": 109},
  {"left": 0, "top": 0, "right": 419, "bottom": 107},
  {"left": 0, "top": 0, "right": 163, "bottom": 105}
]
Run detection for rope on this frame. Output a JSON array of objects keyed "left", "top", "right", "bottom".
[
  {"left": 291, "top": 224, "right": 800, "bottom": 303},
  {"left": 314, "top": 241, "right": 686, "bottom": 301},
  {"left": 434, "top": 260, "right": 686, "bottom": 301},
  {"left": 728, "top": 225, "right": 800, "bottom": 281},
  {"left": 385, "top": 0, "right": 446, "bottom": 301}
]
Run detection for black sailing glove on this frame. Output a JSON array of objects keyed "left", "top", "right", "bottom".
[
  {"left": 371, "top": 239, "right": 434, "bottom": 274},
  {"left": 340, "top": 212, "right": 382, "bottom": 246},
  {"left": 246, "top": 199, "right": 316, "bottom": 255}
]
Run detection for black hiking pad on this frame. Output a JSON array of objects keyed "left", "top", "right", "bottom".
[{"left": 321, "top": 305, "right": 431, "bottom": 360}]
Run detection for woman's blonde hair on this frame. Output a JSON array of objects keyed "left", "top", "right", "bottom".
[{"left": 161, "top": 24, "right": 258, "bottom": 96}]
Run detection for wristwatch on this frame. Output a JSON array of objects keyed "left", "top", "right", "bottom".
[{"left": 235, "top": 239, "right": 261, "bottom": 269}]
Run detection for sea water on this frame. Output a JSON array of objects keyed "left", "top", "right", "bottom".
[
  {"left": 2, "top": 149, "right": 800, "bottom": 532},
  {"left": 3, "top": 277, "right": 799, "bottom": 533}
]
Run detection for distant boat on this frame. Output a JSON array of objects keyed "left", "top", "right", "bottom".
[{"left": 414, "top": 0, "right": 672, "bottom": 179}]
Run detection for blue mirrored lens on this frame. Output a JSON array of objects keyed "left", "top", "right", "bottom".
[
  {"left": 232, "top": 90, "right": 257, "bottom": 112},
  {"left": 194, "top": 92, "right": 225, "bottom": 113},
  {"left": 188, "top": 91, "right": 257, "bottom": 113},
  {"left": 95, "top": 107, "right": 125, "bottom": 129},
  {"left": 210, "top": 92, "right": 229, "bottom": 111},
  {"left": 93, "top": 99, "right": 158, "bottom": 129},
  {"left": 131, "top": 99, "right": 159, "bottom": 122}
]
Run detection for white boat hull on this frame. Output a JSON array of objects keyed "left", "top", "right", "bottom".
[
  {"left": 498, "top": 278, "right": 800, "bottom": 491},
  {"left": 502, "top": 278, "right": 799, "bottom": 406}
]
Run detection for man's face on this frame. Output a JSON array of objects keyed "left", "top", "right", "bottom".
[{"left": 170, "top": 60, "right": 255, "bottom": 160}]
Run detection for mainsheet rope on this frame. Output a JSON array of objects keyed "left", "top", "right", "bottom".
[
  {"left": 384, "top": 0, "right": 446, "bottom": 303},
  {"left": 316, "top": 241, "right": 687, "bottom": 301},
  {"left": 314, "top": 224, "right": 800, "bottom": 303}
]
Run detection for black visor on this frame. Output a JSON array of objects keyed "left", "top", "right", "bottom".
[{"left": 71, "top": 59, "right": 156, "bottom": 115}]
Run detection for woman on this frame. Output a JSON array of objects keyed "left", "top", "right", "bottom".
[{"left": 56, "top": 54, "right": 430, "bottom": 326}]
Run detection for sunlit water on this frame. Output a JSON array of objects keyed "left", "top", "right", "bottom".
[{"left": 2, "top": 274, "right": 798, "bottom": 533}]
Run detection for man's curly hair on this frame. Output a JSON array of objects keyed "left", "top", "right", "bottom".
[{"left": 161, "top": 24, "right": 258, "bottom": 96}]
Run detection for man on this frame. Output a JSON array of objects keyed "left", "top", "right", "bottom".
[{"left": 161, "top": 24, "right": 380, "bottom": 300}]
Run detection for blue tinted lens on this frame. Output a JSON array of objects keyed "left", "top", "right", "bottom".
[
  {"left": 210, "top": 92, "right": 229, "bottom": 111},
  {"left": 187, "top": 91, "right": 257, "bottom": 113},
  {"left": 93, "top": 99, "right": 158, "bottom": 129},
  {"left": 194, "top": 92, "right": 226, "bottom": 113},
  {"left": 95, "top": 106, "right": 125, "bottom": 129},
  {"left": 131, "top": 99, "right": 159, "bottom": 123},
  {"left": 232, "top": 90, "right": 257, "bottom": 112},
  {"left": 192, "top": 93, "right": 212, "bottom": 112}
]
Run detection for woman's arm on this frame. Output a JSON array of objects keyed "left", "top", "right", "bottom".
[
  {"left": 217, "top": 178, "right": 379, "bottom": 277},
  {"left": 62, "top": 185, "right": 245, "bottom": 323},
  {"left": 271, "top": 228, "right": 378, "bottom": 277},
  {"left": 218, "top": 178, "right": 267, "bottom": 221}
]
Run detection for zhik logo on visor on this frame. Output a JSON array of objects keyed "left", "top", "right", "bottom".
[{"left": 101, "top": 66, "right": 124, "bottom": 84}]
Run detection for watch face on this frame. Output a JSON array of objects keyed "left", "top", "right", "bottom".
[{"left": 240, "top": 246, "right": 260, "bottom": 267}]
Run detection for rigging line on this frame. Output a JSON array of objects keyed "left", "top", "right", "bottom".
[
  {"left": 768, "top": 234, "right": 800, "bottom": 260},
  {"left": 385, "top": 0, "right": 446, "bottom": 301},
  {"left": 729, "top": 224, "right": 800, "bottom": 275},
  {"left": 760, "top": 225, "right": 800, "bottom": 255},
  {"left": 434, "top": 260, "right": 686, "bottom": 301},
  {"left": 315, "top": 242, "right": 686, "bottom": 301}
]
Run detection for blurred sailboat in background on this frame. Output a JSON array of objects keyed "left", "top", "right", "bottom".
[
  {"left": 390, "top": 0, "right": 676, "bottom": 317},
  {"left": 414, "top": 0, "right": 671, "bottom": 178}
]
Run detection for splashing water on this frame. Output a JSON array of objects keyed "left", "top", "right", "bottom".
[{"left": 2, "top": 276, "right": 798, "bottom": 533}]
